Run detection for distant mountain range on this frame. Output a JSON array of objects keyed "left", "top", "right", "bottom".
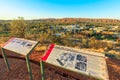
[{"left": 0, "top": 18, "right": 120, "bottom": 23}]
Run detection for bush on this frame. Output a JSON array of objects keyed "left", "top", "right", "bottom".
[
  {"left": 105, "top": 53, "right": 115, "bottom": 58},
  {"left": 105, "top": 53, "right": 120, "bottom": 60}
]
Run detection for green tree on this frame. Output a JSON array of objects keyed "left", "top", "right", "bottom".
[
  {"left": 0, "top": 26, "right": 3, "bottom": 32},
  {"left": 10, "top": 17, "right": 26, "bottom": 38}
]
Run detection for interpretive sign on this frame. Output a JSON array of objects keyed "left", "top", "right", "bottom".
[
  {"left": 2, "top": 37, "right": 38, "bottom": 55},
  {"left": 41, "top": 44, "right": 109, "bottom": 80},
  {"left": 1, "top": 37, "right": 39, "bottom": 80}
]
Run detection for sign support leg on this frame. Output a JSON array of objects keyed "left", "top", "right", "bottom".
[
  {"left": 40, "top": 60, "right": 45, "bottom": 80},
  {"left": 1, "top": 48, "right": 10, "bottom": 71},
  {"left": 25, "top": 55, "right": 33, "bottom": 80}
]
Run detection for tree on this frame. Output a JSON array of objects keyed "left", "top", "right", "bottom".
[
  {"left": 10, "top": 17, "right": 26, "bottom": 38},
  {"left": 0, "top": 26, "right": 3, "bottom": 32},
  {"left": 117, "top": 26, "right": 120, "bottom": 33},
  {"left": 3, "top": 23, "right": 10, "bottom": 31}
]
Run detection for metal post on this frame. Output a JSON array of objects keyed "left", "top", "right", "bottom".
[
  {"left": 25, "top": 55, "right": 33, "bottom": 80},
  {"left": 40, "top": 60, "right": 45, "bottom": 80},
  {"left": 1, "top": 48, "right": 10, "bottom": 71}
]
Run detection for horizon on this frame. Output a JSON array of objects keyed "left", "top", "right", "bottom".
[
  {"left": 0, "top": 0, "right": 120, "bottom": 20},
  {"left": 0, "top": 17, "right": 120, "bottom": 20}
]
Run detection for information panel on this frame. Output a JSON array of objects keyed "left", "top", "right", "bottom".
[
  {"left": 2, "top": 37, "right": 38, "bottom": 55},
  {"left": 41, "top": 44, "right": 109, "bottom": 80}
]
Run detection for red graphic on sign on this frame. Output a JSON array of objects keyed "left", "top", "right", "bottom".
[{"left": 41, "top": 44, "right": 55, "bottom": 61}]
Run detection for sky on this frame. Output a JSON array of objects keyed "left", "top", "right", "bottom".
[{"left": 0, "top": 0, "right": 120, "bottom": 20}]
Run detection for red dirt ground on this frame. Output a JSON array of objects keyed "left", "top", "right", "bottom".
[{"left": 0, "top": 50, "right": 120, "bottom": 80}]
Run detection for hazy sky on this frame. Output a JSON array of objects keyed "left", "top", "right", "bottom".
[{"left": 0, "top": 0, "right": 120, "bottom": 20}]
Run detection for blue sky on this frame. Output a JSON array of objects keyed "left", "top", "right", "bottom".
[{"left": 0, "top": 0, "right": 120, "bottom": 20}]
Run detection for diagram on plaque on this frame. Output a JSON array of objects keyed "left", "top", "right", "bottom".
[{"left": 56, "top": 53, "right": 87, "bottom": 72}]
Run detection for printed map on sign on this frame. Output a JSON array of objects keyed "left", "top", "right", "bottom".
[
  {"left": 2, "top": 38, "right": 38, "bottom": 55},
  {"left": 41, "top": 44, "right": 109, "bottom": 80}
]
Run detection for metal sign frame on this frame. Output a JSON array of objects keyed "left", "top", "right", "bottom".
[
  {"left": 1, "top": 38, "right": 39, "bottom": 80},
  {"left": 40, "top": 60, "right": 45, "bottom": 80}
]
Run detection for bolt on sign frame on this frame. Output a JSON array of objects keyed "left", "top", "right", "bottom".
[
  {"left": 40, "top": 44, "right": 109, "bottom": 80},
  {"left": 1, "top": 37, "right": 39, "bottom": 80}
]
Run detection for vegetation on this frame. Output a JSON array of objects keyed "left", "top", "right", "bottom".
[
  {"left": 0, "top": 17, "right": 120, "bottom": 59},
  {"left": 10, "top": 17, "right": 26, "bottom": 38}
]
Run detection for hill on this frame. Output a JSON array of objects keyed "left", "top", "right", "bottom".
[{"left": 0, "top": 18, "right": 120, "bottom": 23}]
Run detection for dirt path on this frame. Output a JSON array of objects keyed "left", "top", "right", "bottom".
[{"left": 0, "top": 50, "right": 120, "bottom": 80}]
